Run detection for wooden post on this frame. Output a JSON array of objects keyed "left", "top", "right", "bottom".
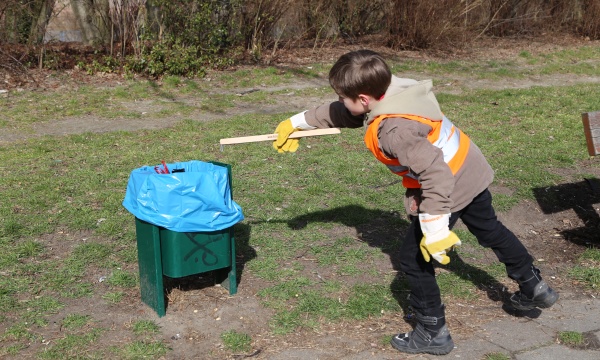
[{"left": 582, "top": 111, "right": 600, "bottom": 156}]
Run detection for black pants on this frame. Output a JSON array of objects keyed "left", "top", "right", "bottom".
[{"left": 399, "top": 189, "right": 534, "bottom": 315}]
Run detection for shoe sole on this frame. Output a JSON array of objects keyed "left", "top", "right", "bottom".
[
  {"left": 390, "top": 339, "right": 455, "bottom": 355},
  {"left": 511, "top": 288, "right": 559, "bottom": 311}
]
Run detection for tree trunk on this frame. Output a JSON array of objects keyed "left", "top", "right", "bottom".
[
  {"left": 70, "top": 0, "right": 110, "bottom": 45},
  {"left": 30, "top": 0, "right": 56, "bottom": 44},
  {"left": 2, "top": 1, "right": 39, "bottom": 43}
]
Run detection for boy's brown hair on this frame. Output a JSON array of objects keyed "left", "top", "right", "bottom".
[{"left": 328, "top": 50, "right": 391, "bottom": 100}]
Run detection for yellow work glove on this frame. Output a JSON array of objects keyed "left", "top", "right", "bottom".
[
  {"left": 418, "top": 213, "right": 461, "bottom": 265},
  {"left": 273, "top": 119, "right": 299, "bottom": 153}
]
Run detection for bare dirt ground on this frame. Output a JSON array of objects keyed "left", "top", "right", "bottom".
[{"left": 3, "top": 35, "right": 600, "bottom": 359}]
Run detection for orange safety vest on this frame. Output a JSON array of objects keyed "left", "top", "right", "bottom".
[{"left": 364, "top": 114, "right": 470, "bottom": 188}]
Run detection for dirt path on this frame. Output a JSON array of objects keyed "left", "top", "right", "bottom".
[{"left": 4, "top": 70, "right": 600, "bottom": 146}]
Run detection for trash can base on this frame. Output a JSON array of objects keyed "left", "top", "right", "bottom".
[{"left": 135, "top": 218, "right": 237, "bottom": 317}]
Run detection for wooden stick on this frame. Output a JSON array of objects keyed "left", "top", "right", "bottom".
[{"left": 219, "top": 128, "right": 341, "bottom": 145}]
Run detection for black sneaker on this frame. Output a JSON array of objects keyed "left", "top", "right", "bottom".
[
  {"left": 510, "top": 280, "right": 559, "bottom": 311},
  {"left": 390, "top": 323, "right": 455, "bottom": 355}
]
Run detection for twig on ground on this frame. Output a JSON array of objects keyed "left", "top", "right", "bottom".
[{"left": 232, "top": 349, "right": 262, "bottom": 359}]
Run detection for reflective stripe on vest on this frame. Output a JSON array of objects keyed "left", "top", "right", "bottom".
[{"left": 364, "top": 114, "right": 470, "bottom": 188}]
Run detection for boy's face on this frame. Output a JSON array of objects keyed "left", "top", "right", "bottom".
[{"left": 338, "top": 94, "right": 372, "bottom": 116}]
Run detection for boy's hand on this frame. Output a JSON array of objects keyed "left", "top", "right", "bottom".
[
  {"left": 273, "top": 119, "right": 299, "bottom": 153},
  {"left": 418, "top": 213, "right": 461, "bottom": 265}
]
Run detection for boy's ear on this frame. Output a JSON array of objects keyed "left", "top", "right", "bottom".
[{"left": 358, "top": 94, "right": 370, "bottom": 106}]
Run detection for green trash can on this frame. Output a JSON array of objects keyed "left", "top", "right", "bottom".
[{"left": 134, "top": 161, "right": 238, "bottom": 317}]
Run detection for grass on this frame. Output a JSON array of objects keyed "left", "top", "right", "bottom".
[
  {"left": 484, "top": 353, "right": 511, "bottom": 360},
  {"left": 132, "top": 320, "right": 161, "bottom": 336},
  {"left": 1, "top": 44, "right": 600, "bottom": 358},
  {"left": 569, "top": 266, "right": 600, "bottom": 289},
  {"left": 62, "top": 314, "right": 92, "bottom": 330},
  {"left": 38, "top": 331, "right": 104, "bottom": 360},
  {"left": 390, "top": 44, "right": 600, "bottom": 84},
  {"left": 263, "top": 283, "right": 402, "bottom": 334},
  {"left": 568, "top": 247, "right": 600, "bottom": 289},
  {"left": 117, "top": 340, "right": 169, "bottom": 359},
  {"left": 221, "top": 330, "right": 252, "bottom": 352},
  {"left": 558, "top": 331, "right": 585, "bottom": 346}
]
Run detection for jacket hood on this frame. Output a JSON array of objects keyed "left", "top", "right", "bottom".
[{"left": 367, "top": 77, "right": 444, "bottom": 122}]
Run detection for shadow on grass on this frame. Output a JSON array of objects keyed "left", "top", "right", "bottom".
[
  {"left": 285, "top": 204, "right": 523, "bottom": 318},
  {"left": 533, "top": 178, "right": 600, "bottom": 246}
]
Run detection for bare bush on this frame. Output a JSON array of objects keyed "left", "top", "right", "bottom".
[
  {"left": 3, "top": 0, "right": 600, "bottom": 76},
  {"left": 578, "top": 0, "right": 600, "bottom": 39},
  {"left": 235, "top": 0, "right": 293, "bottom": 59},
  {"left": 106, "top": 0, "right": 148, "bottom": 57},
  {"left": 479, "top": 0, "right": 594, "bottom": 37},
  {"left": 385, "top": 0, "right": 476, "bottom": 50}
]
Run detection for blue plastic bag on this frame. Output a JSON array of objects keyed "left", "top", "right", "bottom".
[{"left": 122, "top": 160, "right": 244, "bottom": 232}]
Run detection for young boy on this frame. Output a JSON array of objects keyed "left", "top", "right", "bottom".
[{"left": 272, "top": 50, "right": 558, "bottom": 355}]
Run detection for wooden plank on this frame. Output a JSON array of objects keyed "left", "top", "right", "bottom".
[
  {"left": 582, "top": 111, "right": 600, "bottom": 156},
  {"left": 584, "top": 111, "right": 600, "bottom": 126},
  {"left": 590, "top": 128, "right": 600, "bottom": 137},
  {"left": 219, "top": 128, "right": 341, "bottom": 145}
]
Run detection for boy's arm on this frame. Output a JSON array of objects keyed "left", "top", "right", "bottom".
[
  {"left": 304, "top": 101, "right": 365, "bottom": 129},
  {"left": 273, "top": 102, "right": 363, "bottom": 153}
]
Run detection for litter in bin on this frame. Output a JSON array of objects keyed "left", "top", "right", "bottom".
[{"left": 154, "top": 160, "right": 170, "bottom": 174}]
